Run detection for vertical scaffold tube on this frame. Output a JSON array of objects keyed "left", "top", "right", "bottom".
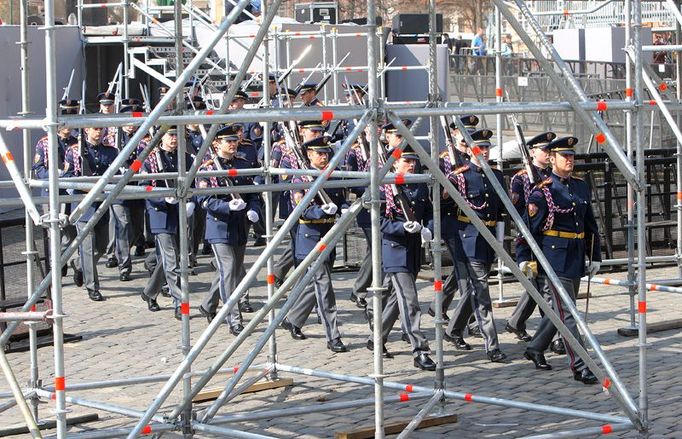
[
  {"left": 19, "top": 0, "right": 40, "bottom": 421},
  {"left": 632, "top": 0, "right": 649, "bottom": 432},
  {"left": 366, "top": 0, "right": 384, "bottom": 435},
  {"left": 44, "top": 0, "right": 67, "bottom": 436},
  {"left": 427, "top": 0, "right": 444, "bottom": 392}
]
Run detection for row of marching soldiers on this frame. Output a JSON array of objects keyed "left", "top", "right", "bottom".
[{"left": 35, "top": 76, "right": 601, "bottom": 384}]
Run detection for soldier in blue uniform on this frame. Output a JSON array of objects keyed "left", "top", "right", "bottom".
[
  {"left": 299, "top": 83, "right": 322, "bottom": 107},
  {"left": 366, "top": 143, "right": 436, "bottom": 371},
  {"left": 185, "top": 96, "right": 209, "bottom": 267},
  {"left": 196, "top": 125, "right": 261, "bottom": 335},
  {"left": 345, "top": 134, "right": 371, "bottom": 309},
  {"left": 98, "top": 91, "right": 120, "bottom": 269},
  {"left": 428, "top": 115, "right": 479, "bottom": 322},
  {"left": 504, "top": 132, "right": 566, "bottom": 358},
  {"left": 139, "top": 127, "right": 193, "bottom": 319},
  {"left": 271, "top": 120, "right": 327, "bottom": 287},
  {"left": 33, "top": 100, "right": 79, "bottom": 276},
  {"left": 106, "top": 102, "right": 147, "bottom": 282},
  {"left": 519, "top": 136, "right": 601, "bottom": 384},
  {"left": 64, "top": 125, "right": 118, "bottom": 302},
  {"left": 443, "top": 129, "right": 508, "bottom": 363},
  {"left": 281, "top": 136, "right": 349, "bottom": 353}
]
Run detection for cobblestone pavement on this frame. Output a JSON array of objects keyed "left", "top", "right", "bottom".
[{"left": 1, "top": 238, "right": 681, "bottom": 438}]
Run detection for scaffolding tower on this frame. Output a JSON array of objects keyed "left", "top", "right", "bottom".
[{"left": 1, "top": 0, "right": 680, "bottom": 437}]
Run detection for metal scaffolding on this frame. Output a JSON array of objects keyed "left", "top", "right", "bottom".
[{"left": 0, "top": 0, "right": 672, "bottom": 437}]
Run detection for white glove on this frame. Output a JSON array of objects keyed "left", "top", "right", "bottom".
[
  {"left": 420, "top": 227, "right": 432, "bottom": 246},
  {"left": 164, "top": 196, "right": 178, "bottom": 205},
  {"left": 341, "top": 207, "right": 349, "bottom": 215},
  {"left": 495, "top": 222, "right": 505, "bottom": 244},
  {"left": 403, "top": 221, "right": 422, "bottom": 234},
  {"left": 186, "top": 201, "right": 195, "bottom": 217},
  {"left": 247, "top": 209, "right": 259, "bottom": 223},
  {"left": 587, "top": 261, "right": 601, "bottom": 277},
  {"left": 519, "top": 260, "right": 538, "bottom": 279},
  {"left": 228, "top": 198, "right": 247, "bottom": 211},
  {"left": 321, "top": 203, "right": 338, "bottom": 216}
]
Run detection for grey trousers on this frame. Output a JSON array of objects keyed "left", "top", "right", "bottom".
[
  {"left": 430, "top": 237, "right": 460, "bottom": 313},
  {"left": 61, "top": 224, "right": 77, "bottom": 266},
  {"left": 111, "top": 204, "right": 132, "bottom": 275},
  {"left": 75, "top": 216, "right": 109, "bottom": 293},
  {"left": 369, "top": 272, "right": 429, "bottom": 355},
  {"left": 507, "top": 274, "right": 552, "bottom": 332},
  {"left": 202, "top": 243, "right": 244, "bottom": 328},
  {"left": 352, "top": 227, "right": 374, "bottom": 299},
  {"left": 272, "top": 228, "right": 296, "bottom": 281},
  {"left": 189, "top": 206, "right": 206, "bottom": 267},
  {"left": 447, "top": 260, "right": 500, "bottom": 353},
  {"left": 287, "top": 258, "right": 341, "bottom": 343},
  {"left": 527, "top": 275, "right": 586, "bottom": 373},
  {"left": 105, "top": 207, "right": 116, "bottom": 259},
  {"left": 143, "top": 233, "right": 181, "bottom": 306}
]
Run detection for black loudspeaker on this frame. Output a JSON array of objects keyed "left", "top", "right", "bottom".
[{"left": 391, "top": 14, "right": 442, "bottom": 35}]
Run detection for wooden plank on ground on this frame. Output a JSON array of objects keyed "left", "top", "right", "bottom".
[
  {"left": 334, "top": 414, "right": 458, "bottom": 439},
  {"left": 618, "top": 318, "right": 682, "bottom": 337},
  {"left": 193, "top": 377, "right": 294, "bottom": 403}
]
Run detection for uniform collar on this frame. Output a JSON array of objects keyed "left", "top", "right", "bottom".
[{"left": 551, "top": 172, "right": 571, "bottom": 184}]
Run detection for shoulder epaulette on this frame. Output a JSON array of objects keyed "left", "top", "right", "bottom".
[
  {"left": 514, "top": 169, "right": 528, "bottom": 176},
  {"left": 235, "top": 152, "right": 247, "bottom": 160},
  {"left": 571, "top": 175, "right": 584, "bottom": 181},
  {"left": 537, "top": 177, "right": 553, "bottom": 188},
  {"left": 454, "top": 165, "right": 469, "bottom": 175},
  {"left": 439, "top": 151, "right": 449, "bottom": 159}
]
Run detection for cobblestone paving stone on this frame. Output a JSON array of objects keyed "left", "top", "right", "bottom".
[{"left": 1, "top": 240, "right": 681, "bottom": 438}]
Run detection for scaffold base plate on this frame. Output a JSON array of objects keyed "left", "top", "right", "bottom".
[
  {"left": 618, "top": 318, "right": 682, "bottom": 337},
  {"left": 193, "top": 377, "right": 294, "bottom": 403},
  {"left": 0, "top": 413, "right": 99, "bottom": 437},
  {"left": 3, "top": 332, "right": 82, "bottom": 354},
  {"left": 334, "top": 413, "right": 458, "bottom": 439}
]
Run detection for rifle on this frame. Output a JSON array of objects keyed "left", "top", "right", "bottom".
[
  {"left": 62, "top": 68, "right": 75, "bottom": 101},
  {"left": 439, "top": 115, "right": 464, "bottom": 168},
  {"left": 378, "top": 141, "right": 416, "bottom": 222},
  {"left": 342, "top": 77, "right": 369, "bottom": 162},
  {"left": 275, "top": 80, "right": 333, "bottom": 205},
  {"left": 293, "top": 63, "right": 322, "bottom": 96},
  {"left": 257, "top": 45, "right": 313, "bottom": 107},
  {"left": 504, "top": 91, "right": 538, "bottom": 184},
  {"left": 78, "top": 80, "right": 92, "bottom": 177},
  {"left": 314, "top": 52, "right": 351, "bottom": 95},
  {"left": 508, "top": 112, "right": 539, "bottom": 184},
  {"left": 278, "top": 44, "right": 313, "bottom": 87},
  {"left": 106, "top": 63, "right": 122, "bottom": 98}
]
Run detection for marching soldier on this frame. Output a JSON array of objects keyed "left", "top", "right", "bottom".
[
  {"left": 519, "top": 136, "right": 601, "bottom": 384},
  {"left": 429, "top": 115, "right": 479, "bottom": 322},
  {"left": 185, "top": 96, "right": 210, "bottom": 268},
  {"left": 443, "top": 129, "right": 508, "bottom": 363},
  {"left": 107, "top": 102, "right": 147, "bottom": 282},
  {"left": 64, "top": 125, "right": 118, "bottom": 301},
  {"left": 139, "top": 127, "right": 192, "bottom": 319},
  {"left": 366, "top": 141, "right": 436, "bottom": 371},
  {"left": 197, "top": 125, "right": 261, "bottom": 335},
  {"left": 33, "top": 100, "right": 80, "bottom": 276},
  {"left": 271, "top": 120, "right": 327, "bottom": 286},
  {"left": 346, "top": 132, "right": 371, "bottom": 309},
  {"left": 281, "top": 136, "right": 349, "bottom": 353},
  {"left": 98, "top": 91, "right": 122, "bottom": 269},
  {"left": 504, "top": 131, "right": 566, "bottom": 357},
  {"left": 298, "top": 83, "right": 322, "bottom": 107}
]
